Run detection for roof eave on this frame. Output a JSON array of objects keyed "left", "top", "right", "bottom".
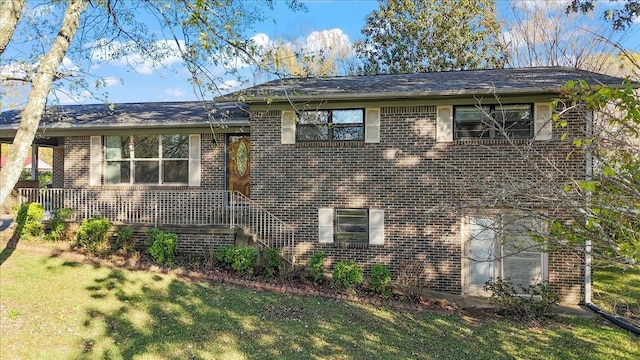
[
  {"left": 0, "top": 119, "right": 250, "bottom": 137},
  {"left": 220, "top": 86, "right": 565, "bottom": 104}
]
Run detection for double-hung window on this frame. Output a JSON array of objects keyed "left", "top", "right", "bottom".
[
  {"left": 454, "top": 104, "right": 533, "bottom": 140},
  {"left": 463, "top": 215, "right": 548, "bottom": 295},
  {"left": 296, "top": 109, "right": 364, "bottom": 142},
  {"left": 105, "top": 134, "right": 189, "bottom": 185}
]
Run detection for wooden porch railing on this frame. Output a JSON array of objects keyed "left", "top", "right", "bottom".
[{"left": 19, "top": 188, "right": 295, "bottom": 264}]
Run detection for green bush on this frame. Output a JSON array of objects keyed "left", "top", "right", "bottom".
[
  {"left": 308, "top": 251, "right": 326, "bottom": 283},
  {"left": 44, "top": 208, "right": 73, "bottom": 241},
  {"left": 264, "top": 248, "right": 285, "bottom": 278},
  {"left": 215, "top": 245, "right": 258, "bottom": 274},
  {"left": 111, "top": 226, "right": 135, "bottom": 253},
  {"left": 369, "top": 264, "right": 392, "bottom": 297},
  {"left": 231, "top": 247, "right": 258, "bottom": 274},
  {"left": 215, "top": 245, "right": 235, "bottom": 264},
  {"left": 14, "top": 203, "right": 45, "bottom": 238},
  {"left": 147, "top": 228, "right": 178, "bottom": 266},
  {"left": 483, "top": 277, "right": 560, "bottom": 320},
  {"left": 74, "top": 218, "right": 111, "bottom": 255},
  {"left": 332, "top": 260, "right": 364, "bottom": 290}
]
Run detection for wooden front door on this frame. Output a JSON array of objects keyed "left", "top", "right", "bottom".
[{"left": 227, "top": 134, "right": 250, "bottom": 198}]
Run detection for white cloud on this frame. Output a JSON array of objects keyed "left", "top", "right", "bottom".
[
  {"left": 251, "top": 33, "right": 271, "bottom": 49},
  {"left": 164, "top": 88, "right": 185, "bottom": 97},
  {"left": 0, "top": 62, "right": 32, "bottom": 79},
  {"left": 218, "top": 79, "right": 242, "bottom": 92},
  {"left": 102, "top": 77, "right": 122, "bottom": 87},
  {"left": 90, "top": 39, "right": 185, "bottom": 74},
  {"left": 304, "top": 28, "right": 352, "bottom": 55}
]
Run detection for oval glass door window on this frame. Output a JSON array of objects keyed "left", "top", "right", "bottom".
[{"left": 236, "top": 141, "right": 248, "bottom": 176}]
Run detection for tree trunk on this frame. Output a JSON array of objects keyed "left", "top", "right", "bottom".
[
  {"left": 0, "top": 0, "right": 88, "bottom": 208},
  {"left": 0, "top": 0, "right": 25, "bottom": 55}
]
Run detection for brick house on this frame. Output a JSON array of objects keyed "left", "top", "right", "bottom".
[{"left": 0, "top": 67, "right": 626, "bottom": 303}]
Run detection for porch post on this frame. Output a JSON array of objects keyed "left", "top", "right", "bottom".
[{"left": 30, "top": 145, "right": 38, "bottom": 181}]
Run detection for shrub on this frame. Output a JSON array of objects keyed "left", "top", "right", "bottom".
[
  {"left": 111, "top": 226, "right": 135, "bottom": 253},
  {"left": 369, "top": 264, "right": 392, "bottom": 297},
  {"left": 147, "top": 228, "right": 178, "bottom": 266},
  {"left": 215, "top": 245, "right": 235, "bottom": 264},
  {"left": 483, "top": 277, "right": 560, "bottom": 320},
  {"left": 332, "top": 260, "right": 364, "bottom": 290},
  {"left": 14, "top": 203, "right": 45, "bottom": 238},
  {"left": 215, "top": 245, "right": 258, "bottom": 274},
  {"left": 74, "top": 218, "right": 111, "bottom": 255},
  {"left": 44, "top": 208, "right": 73, "bottom": 241},
  {"left": 396, "top": 261, "right": 428, "bottom": 302},
  {"left": 264, "top": 248, "right": 285, "bottom": 278},
  {"left": 231, "top": 246, "right": 258, "bottom": 274},
  {"left": 308, "top": 251, "right": 326, "bottom": 283}
]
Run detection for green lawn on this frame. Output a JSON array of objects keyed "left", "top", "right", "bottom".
[
  {"left": 1, "top": 249, "right": 639, "bottom": 360},
  {"left": 593, "top": 263, "right": 640, "bottom": 325}
]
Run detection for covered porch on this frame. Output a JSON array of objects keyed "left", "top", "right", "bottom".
[{"left": 18, "top": 188, "right": 295, "bottom": 264}]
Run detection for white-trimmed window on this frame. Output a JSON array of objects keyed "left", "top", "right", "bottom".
[
  {"left": 92, "top": 134, "right": 201, "bottom": 186},
  {"left": 319, "top": 208, "right": 384, "bottom": 245},
  {"left": 463, "top": 215, "right": 548, "bottom": 295},
  {"left": 437, "top": 103, "right": 552, "bottom": 142},
  {"left": 454, "top": 104, "right": 533, "bottom": 139},
  {"left": 297, "top": 109, "right": 364, "bottom": 142},
  {"left": 282, "top": 108, "right": 380, "bottom": 144}
]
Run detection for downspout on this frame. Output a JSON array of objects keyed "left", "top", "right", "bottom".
[
  {"left": 584, "top": 108, "right": 593, "bottom": 305},
  {"left": 583, "top": 108, "right": 640, "bottom": 336}
]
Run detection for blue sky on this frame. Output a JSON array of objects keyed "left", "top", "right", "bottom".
[
  {"left": 85, "top": 0, "right": 381, "bottom": 105},
  {"left": 1, "top": 0, "right": 639, "bottom": 109}
]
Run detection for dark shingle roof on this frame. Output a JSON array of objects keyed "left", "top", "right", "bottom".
[
  {"left": 0, "top": 101, "right": 248, "bottom": 129},
  {"left": 219, "top": 67, "right": 628, "bottom": 103}
]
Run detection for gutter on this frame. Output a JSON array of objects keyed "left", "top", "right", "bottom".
[
  {"left": 0, "top": 119, "right": 251, "bottom": 137},
  {"left": 585, "top": 108, "right": 593, "bottom": 305},
  {"left": 216, "top": 87, "right": 565, "bottom": 104},
  {"left": 582, "top": 109, "right": 640, "bottom": 336}
]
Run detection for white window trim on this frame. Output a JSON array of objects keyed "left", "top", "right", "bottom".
[
  {"left": 90, "top": 136, "right": 102, "bottom": 186},
  {"left": 282, "top": 108, "right": 380, "bottom": 144},
  {"left": 365, "top": 108, "right": 380, "bottom": 143},
  {"left": 318, "top": 208, "right": 384, "bottom": 245},
  {"left": 281, "top": 110, "right": 296, "bottom": 144},
  {"left": 534, "top": 103, "right": 553, "bottom": 140},
  {"left": 93, "top": 134, "right": 201, "bottom": 186},
  {"left": 436, "top": 105, "right": 453, "bottom": 142},
  {"left": 462, "top": 215, "right": 548, "bottom": 296}
]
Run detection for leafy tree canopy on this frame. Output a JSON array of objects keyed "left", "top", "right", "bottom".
[
  {"left": 354, "top": 0, "right": 507, "bottom": 75},
  {"left": 567, "top": 0, "right": 640, "bottom": 30}
]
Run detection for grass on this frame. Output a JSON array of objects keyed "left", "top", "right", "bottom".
[
  {"left": 593, "top": 263, "right": 640, "bottom": 325},
  {"left": 0, "top": 249, "right": 639, "bottom": 360}
]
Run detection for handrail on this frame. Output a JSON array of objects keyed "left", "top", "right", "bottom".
[
  {"left": 228, "top": 191, "right": 295, "bottom": 264},
  {"left": 18, "top": 188, "right": 295, "bottom": 264}
]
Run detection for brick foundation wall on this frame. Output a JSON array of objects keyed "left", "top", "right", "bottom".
[
  {"left": 251, "top": 102, "right": 587, "bottom": 303},
  {"left": 120, "top": 224, "right": 237, "bottom": 255}
]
